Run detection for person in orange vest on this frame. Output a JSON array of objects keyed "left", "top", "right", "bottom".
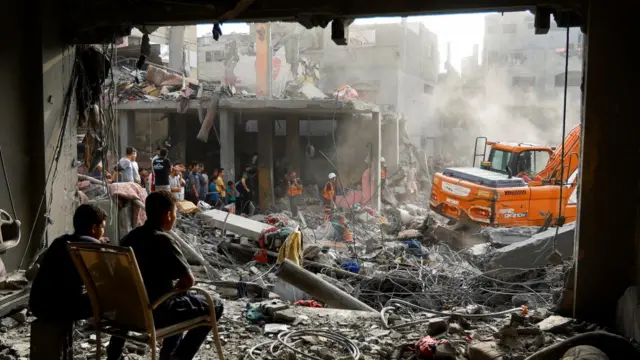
[
  {"left": 323, "top": 173, "right": 337, "bottom": 219},
  {"left": 286, "top": 171, "right": 302, "bottom": 217}
]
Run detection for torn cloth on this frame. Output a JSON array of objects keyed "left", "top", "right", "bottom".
[
  {"left": 276, "top": 231, "right": 303, "bottom": 267},
  {"left": 108, "top": 182, "right": 147, "bottom": 226}
]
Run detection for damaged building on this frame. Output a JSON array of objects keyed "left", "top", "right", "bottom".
[{"left": 0, "top": 1, "right": 639, "bottom": 360}]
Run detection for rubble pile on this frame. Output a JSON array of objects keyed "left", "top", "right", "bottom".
[{"left": 0, "top": 188, "right": 630, "bottom": 359}]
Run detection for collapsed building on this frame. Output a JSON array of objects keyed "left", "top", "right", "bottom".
[{"left": 0, "top": 1, "right": 638, "bottom": 360}]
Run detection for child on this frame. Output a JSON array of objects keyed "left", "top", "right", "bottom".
[
  {"left": 226, "top": 181, "right": 237, "bottom": 205},
  {"left": 208, "top": 178, "right": 218, "bottom": 206}
]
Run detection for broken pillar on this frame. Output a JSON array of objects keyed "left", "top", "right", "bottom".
[
  {"left": 574, "top": 1, "right": 638, "bottom": 326},
  {"left": 119, "top": 110, "right": 135, "bottom": 156},
  {"left": 485, "top": 223, "right": 575, "bottom": 279},
  {"left": 383, "top": 114, "right": 400, "bottom": 173},
  {"left": 258, "top": 117, "right": 274, "bottom": 211},
  {"left": 219, "top": 109, "right": 235, "bottom": 183},
  {"left": 168, "top": 114, "right": 187, "bottom": 164},
  {"left": 276, "top": 259, "right": 376, "bottom": 312},
  {"left": 197, "top": 209, "right": 270, "bottom": 240},
  {"left": 285, "top": 114, "right": 300, "bottom": 174},
  {"left": 370, "top": 111, "right": 381, "bottom": 210}
]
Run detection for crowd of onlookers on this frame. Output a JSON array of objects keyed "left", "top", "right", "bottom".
[{"left": 90, "top": 146, "right": 256, "bottom": 213}]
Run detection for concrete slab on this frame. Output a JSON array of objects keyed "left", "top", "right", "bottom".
[
  {"left": 197, "top": 209, "right": 270, "bottom": 240},
  {"left": 485, "top": 223, "right": 575, "bottom": 278},
  {"left": 481, "top": 226, "right": 539, "bottom": 246}
]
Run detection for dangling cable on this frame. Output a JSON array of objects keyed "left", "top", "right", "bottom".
[{"left": 552, "top": 26, "right": 571, "bottom": 252}]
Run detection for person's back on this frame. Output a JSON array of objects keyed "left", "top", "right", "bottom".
[
  {"left": 106, "top": 191, "right": 222, "bottom": 360},
  {"left": 153, "top": 148, "right": 172, "bottom": 192},
  {"left": 119, "top": 224, "right": 186, "bottom": 303},
  {"left": 29, "top": 204, "right": 107, "bottom": 322}
]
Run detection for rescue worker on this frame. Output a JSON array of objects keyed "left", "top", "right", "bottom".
[
  {"left": 286, "top": 171, "right": 302, "bottom": 217},
  {"left": 380, "top": 157, "right": 388, "bottom": 186},
  {"left": 322, "top": 173, "right": 337, "bottom": 220}
]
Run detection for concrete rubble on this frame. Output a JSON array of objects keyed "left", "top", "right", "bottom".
[{"left": 0, "top": 179, "right": 620, "bottom": 360}]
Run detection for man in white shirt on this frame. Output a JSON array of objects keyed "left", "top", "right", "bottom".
[{"left": 117, "top": 147, "right": 137, "bottom": 183}]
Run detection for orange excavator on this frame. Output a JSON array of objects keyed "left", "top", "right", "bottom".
[{"left": 429, "top": 125, "right": 581, "bottom": 228}]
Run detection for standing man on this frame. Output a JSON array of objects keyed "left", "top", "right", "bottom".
[
  {"left": 186, "top": 162, "right": 201, "bottom": 204},
  {"left": 197, "top": 164, "right": 208, "bottom": 203},
  {"left": 29, "top": 204, "right": 108, "bottom": 323},
  {"left": 116, "top": 147, "right": 137, "bottom": 183},
  {"left": 236, "top": 164, "right": 252, "bottom": 215},
  {"left": 169, "top": 167, "right": 185, "bottom": 201},
  {"left": 322, "top": 173, "right": 337, "bottom": 220},
  {"left": 152, "top": 148, "right": 172, "bottom": 192},
  {"left": 406, "top": 162, "right": 418, "bottom": 201},
  {"left": 105, "top": 191, "right": 223, "bottom": 360},
  {"left": 286, "top": 171, "right": 302, "bottom": 217}
]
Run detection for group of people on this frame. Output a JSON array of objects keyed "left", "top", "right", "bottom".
[{"left": 29, "top": 191, "right": 222, "bottom": 360}]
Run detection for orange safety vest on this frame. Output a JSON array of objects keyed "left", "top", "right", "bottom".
[
  {"left": 323, "top": 181, "right": 335, "bottom": 200},
  {"left": 287, "top": 180, "right": 302, "bottom": 196},
  {"left": 381, "top": 168, "right": 387, "bottom": 180}
]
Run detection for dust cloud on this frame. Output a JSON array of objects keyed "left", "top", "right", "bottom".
[{"left": 410, "top": 69, "right": 582, "bottom": 163}]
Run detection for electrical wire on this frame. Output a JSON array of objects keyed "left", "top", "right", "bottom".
[
  {"left": 551, "top": 26, "right": 571, "bottom": 253},
  {"left": 246, "top": 329, "right": 360, "bottom": 360},
  {"left": 19, "top": 49, "right": 79, "bottom": 269},
  {"left": 380, "top": 298, "right": 526, "bottom": 330}
]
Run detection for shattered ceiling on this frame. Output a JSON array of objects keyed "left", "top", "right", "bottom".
[{"left": 61, "top": 0, "right": 585, "bottom": 43}]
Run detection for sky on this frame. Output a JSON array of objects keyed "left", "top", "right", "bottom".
[{"left": 196, "top": 13, "right": 489, "bottom": 71}]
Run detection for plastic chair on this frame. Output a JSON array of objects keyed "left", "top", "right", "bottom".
[{"left": 66, "top": 242, "right": 224, "bottom": 360}]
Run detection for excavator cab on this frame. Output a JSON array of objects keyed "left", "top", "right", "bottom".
[{"left": 485, "top": 144, "right": 552, "bottom": 178}]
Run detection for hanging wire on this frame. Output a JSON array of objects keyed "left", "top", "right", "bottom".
[{"left": 552, "top": 26, "right": 571, "bottom": 252}]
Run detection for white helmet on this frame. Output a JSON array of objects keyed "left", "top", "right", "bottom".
[
  {"left": 381, "top": 157, "right": 386, "bottom": 163},
  {"left": 328, "top": 173, "right": 337, "bottom": 180}
]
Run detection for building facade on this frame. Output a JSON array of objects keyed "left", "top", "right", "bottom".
[
  {"left": 482, "top": 12, "right": 583, "bottom": 108},
  {"left": 197, "top": 23, "right": 325, "bottom": 93},
  {"left": 121, "top": 26, "right": 199, "bottom": 78},
  {"left": 320, "top": 22, "right": 439, "bottom": 118}
]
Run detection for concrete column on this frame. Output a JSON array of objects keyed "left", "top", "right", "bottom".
[
  {"left": 383, "top": 116, "right": 400, "bottom": 173},
  {"left": 169, "top": 26, "right": 186, "bottom": 73},
  {"left": 168, "top": 114, "right": 186, "bottom": 164},
  {"left": 286, "top": 114, "right": 301, "bottom": 174},
  {"left": 574, "top": 2, "right": 637, "bottom": 326},
  {"left": 370, "top": 112, "right": 381, "bottom": 210},
  {"left": 119, "top": 110, "right": 135, "bottom": 156},
  {"left": 219, "top": 110, "right": 235, "bottom": 183},
  {"left": 258, "top": 118, "right": 275, "bottom": 211}
]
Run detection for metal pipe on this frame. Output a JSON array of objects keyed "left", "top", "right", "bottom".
[{"left": 275, "top": 259, "right": 376, "bottom": 312}]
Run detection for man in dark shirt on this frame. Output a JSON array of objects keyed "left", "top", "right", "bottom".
[
  {"left": 153, "top": 147, "right": 172, "bottom": 192},
  {"left": 29, "top": 204, "right": 107, "bottom": 322},
  {"left": 106, "top": 191, "right": 223, "bottom": 360}
]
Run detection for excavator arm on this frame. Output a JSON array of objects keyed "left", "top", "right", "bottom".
[{"left": 535, "top": 125, "right": 581, "bottom": 183}]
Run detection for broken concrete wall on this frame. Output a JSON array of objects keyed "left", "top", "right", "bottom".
[
  {"left": 42, "top": 45, "right": 77, "bottom": 245},
  {"left": 485, "top": 223, "right": 575, "bottom": 278},
  {"left": 0, "top": 2, "right": 75, "bottom": 270},
  {"left": 133, "top": 112, "right": 170, "bottom": 168}
]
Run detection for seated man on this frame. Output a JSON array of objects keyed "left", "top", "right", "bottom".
[
  {"left": 106, "top": 191, "right": 223, "bottom": 360},
  {"left": 29, "top": 204, "right": 107, "bottom": 322}
]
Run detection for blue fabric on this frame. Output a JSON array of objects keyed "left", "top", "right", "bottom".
[{"left": 341, "top": 260, "right": 360, "bottom": 273}]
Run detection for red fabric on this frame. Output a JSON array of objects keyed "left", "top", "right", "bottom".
[
  {"left": 415, "top": 336, "right": 448, "bottom": 357},
  {"left": 108, "top": 182, "right": 148, "bottom": 226},
  {"left": 294, "top": 300, "right": 323, "bottom": 308},
  {"left": 254, "top": 227, "right": 279, "bottom": 263}
]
